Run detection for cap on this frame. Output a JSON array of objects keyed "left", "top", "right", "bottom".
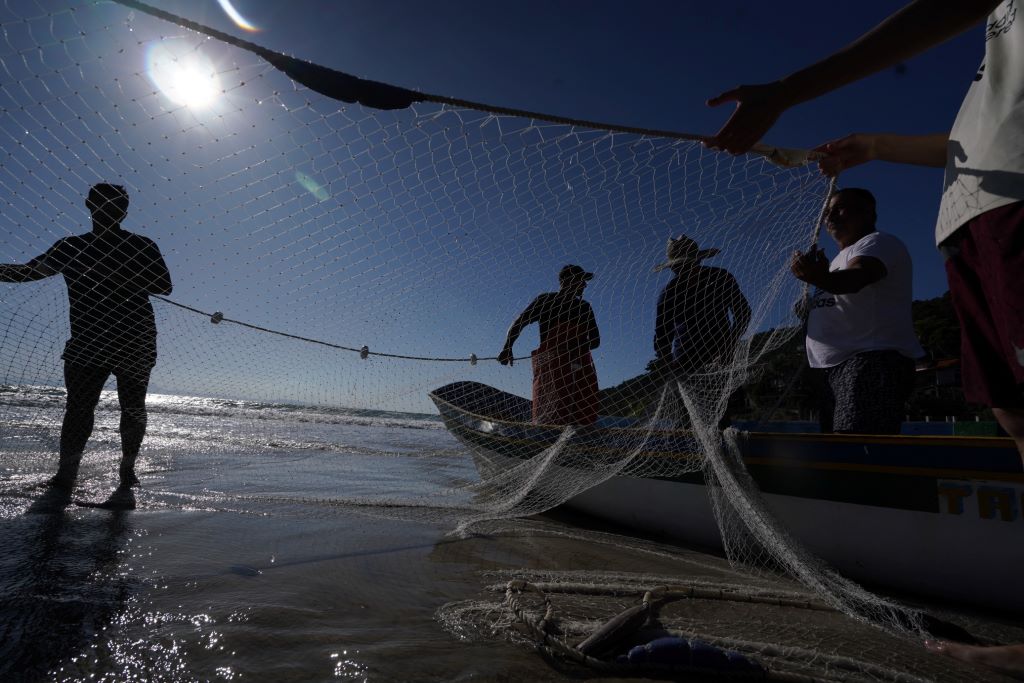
[{"left": 559, "top": 264, "right": 594, "bottom": 283}]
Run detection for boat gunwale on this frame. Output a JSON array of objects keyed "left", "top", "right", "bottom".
[
  {"left": 428, "top": 385, "right": 1016, "bottom": 449},
  {"left": 429, "top": 384, "right": 1024, "bottom": 482}
]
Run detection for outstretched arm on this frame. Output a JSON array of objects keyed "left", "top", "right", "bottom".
[
  {"left": 498, "top": 297, "right": 541, "bottom": 366},
  {"left": 0, "top": 259, "right": 59, "bottom": 283},
  {"left": 498, "top": 317, "right": 527, "bottom": 366},
  {"left": 707, "top": 0, "right": 1000, "bottom": 154},
  {"left": 815, "top": 132, "right": 948, "bottom": 176}
]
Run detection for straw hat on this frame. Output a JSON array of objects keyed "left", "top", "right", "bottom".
[
  {"left": 652, "top": 235, "right": 721, "bottom": 272},
  {"left": 558, "top": 264, "right": 594, "bottom": 284}
]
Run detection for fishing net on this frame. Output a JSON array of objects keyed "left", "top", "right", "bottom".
[
  {"left": 0, "top": 1, "right": 988, "bottom": 680},
  {"left": 433, "top": 519, "right": 1019, "bottom": 683}
]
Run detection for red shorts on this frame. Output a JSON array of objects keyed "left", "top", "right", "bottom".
[
  {"left": 531, "top": 348, "right": 599, "bottom": 426},
  {"left": 944, "top": 201, "right": 1024, "bottom": 408}
]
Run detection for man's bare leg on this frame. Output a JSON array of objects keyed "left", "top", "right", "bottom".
[
  {"left": 992, "top": 407, "right": 1024, "bottom": 467},
  {"left": 118, "top": 408, "right": 145, "bottom": 487},
  {"left": 53, "top": 365, "right": 109, "bottom": 489},
  {"left": 115, "top": 368, "right": 151, "bottom": 488},
  {"left": 925, "top": 641, "right": 1024, "bottom": 680}
]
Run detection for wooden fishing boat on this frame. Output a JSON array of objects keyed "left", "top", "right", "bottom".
[{"left": 429, "top": 381, "right": 1024, "bottom": 612}]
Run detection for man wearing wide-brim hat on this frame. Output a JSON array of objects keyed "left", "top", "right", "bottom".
[
  {"left": 653, "top": 235, "right": 751, "bottom": 372},
  {"left": 652, "top": 234, "right": 722, "bottom": 273},
  {"left": 498, "top": 264, "right": 601, "bottom": 426}
]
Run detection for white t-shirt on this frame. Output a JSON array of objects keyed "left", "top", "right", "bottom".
[
  {"left": 805, "top": 231, "right": 924, "bottom": 369},
  {"left": 936, "top": 0, "right": 1024, "bottom": 244}
]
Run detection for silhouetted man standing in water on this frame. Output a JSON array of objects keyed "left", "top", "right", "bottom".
[{"left": 0, "top": 184, "right": 172, "bottom": 501}]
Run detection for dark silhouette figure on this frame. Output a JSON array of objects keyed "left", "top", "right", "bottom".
[
  {"left": 499, "top": 264, "right": 601, "bottom": 425},
  {"left": 653, "top": 235, "right": 751, "bottom": 373},
  {"left": 651, "top": 236, "right": 751, "bottom": 429},
  {"left": 0, "top": 184, "right": 172, "bottom": 501}
]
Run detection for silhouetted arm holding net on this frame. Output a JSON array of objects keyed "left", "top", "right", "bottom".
[
  {"left": 814, "top": 133, "right": 949, "bottom": 176},
  {"left": 0, "top": 261, "right": 58, "bottom": 283},
  {"left": 498, "top": 296, "right": 544, "bottom": 367},
  {"left": 706, "top": 0, "right": 1001, "bottom": 154},
  {"left": 0, "top": 242, "right": 68, "bottom": 283}
]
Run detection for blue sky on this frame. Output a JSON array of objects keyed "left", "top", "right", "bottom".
[
  {"left": 0, "top": 1, "right": 985, "bottom": 411},
  {"left": 162, "top": 0, "right": 975, "bottom": 298}
]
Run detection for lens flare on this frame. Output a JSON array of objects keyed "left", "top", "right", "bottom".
[
  {"left": 217, "top": 0, "right": 260, "bottom": 32},
  {"left": 295, "top": 172, "right": 330, "bottom": 202},
  {"left": 146, "top": 42, "right": 221, "bottom": 109}
]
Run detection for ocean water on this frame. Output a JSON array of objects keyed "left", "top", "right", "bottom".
[{"left": 0, "top": 386, "right": 1022, "bottom": 683}]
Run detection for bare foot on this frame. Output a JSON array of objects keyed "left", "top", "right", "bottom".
[
  {"left": 26, "top": 485, "right": 72, "bottom": 514},
  {"left": 99, "top": 485, "right": 136, "bottom": 510},
  {"left": 925, "top": 640, "right": 1024, "bottom": 680}
]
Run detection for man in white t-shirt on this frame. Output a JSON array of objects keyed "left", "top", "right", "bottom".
[
  {"left": 706, "top": 0, "right": 1024, "bottom": 674},
  {"left": 705, "top": 1, "right": 1024, "bottom": 461},
  {"left": 791, "top": 188, "right": 923, "bottom": 434}
]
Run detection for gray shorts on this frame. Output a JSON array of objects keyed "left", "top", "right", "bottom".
[{"left": 822, "top": 350, "right": 915, "bottom": 435}]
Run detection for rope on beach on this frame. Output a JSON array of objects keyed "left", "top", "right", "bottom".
[
  {"left": 513, "top": 580, "right": 835, "bottom": 611},
  {"left": 502, "top": 579, "right": 934, "bottom": 683}
]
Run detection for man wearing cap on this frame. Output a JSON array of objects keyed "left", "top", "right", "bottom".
[
  {"left": 653, "top": 235, "right": 751, "bottom": 374},
  {"left": 791, "top": 188, "right": 923, "bottom": 434},
  {"left": 498, "top": 264, "right": 601, "bottom": 426}
]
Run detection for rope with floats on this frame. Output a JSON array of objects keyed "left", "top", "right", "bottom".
[
  {"left": 118, "top": 0, "right": 829, "bottom": 365},
  {"left": 154, "top": 296, "right": 515, "bottom": 363}
]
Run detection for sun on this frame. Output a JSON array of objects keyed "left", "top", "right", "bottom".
[{"left": 146, "top": 42, "right": 221, "bottom": 109}]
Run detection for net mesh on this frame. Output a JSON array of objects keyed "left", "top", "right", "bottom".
[{"left": 0, "top": 1, "right": 961, "bottom": 677}]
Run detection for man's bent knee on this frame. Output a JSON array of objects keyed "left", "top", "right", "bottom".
[
  {"left": 120, "top": 406, "right": 147, "bottom": 424},
  {"left": 992, "top": 407, "right": 1024, "bottom": 442}
]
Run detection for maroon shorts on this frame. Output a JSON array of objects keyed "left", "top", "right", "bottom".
[{"left": 944, "top": 201, "right": 1024, "bottom": 408}]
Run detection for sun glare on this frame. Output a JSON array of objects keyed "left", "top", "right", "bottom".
[
  {"left": 216, "top": 0, "right": 260, "bottom": 32},
  {"left": 146, "top": 43, "right": 221, "bottom": 109}
]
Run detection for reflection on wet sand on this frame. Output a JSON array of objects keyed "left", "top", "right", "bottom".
[{"left": 0, "top": 499, "right": 133, "bottom": 681}]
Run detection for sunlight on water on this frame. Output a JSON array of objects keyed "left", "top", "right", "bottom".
[{"left": 2, "top": 385, "right": 1023, "bottom": 682}]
